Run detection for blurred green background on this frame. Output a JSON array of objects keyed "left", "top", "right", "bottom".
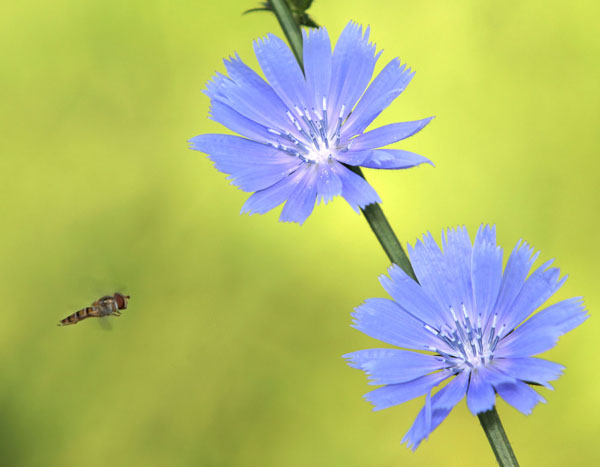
[{"left": 1, "top": 0, "right": 598, "bottom": 465}]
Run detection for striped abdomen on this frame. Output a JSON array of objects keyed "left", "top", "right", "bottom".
[{"left": 58, "top": 306, "right": 101, "bottom": 326}]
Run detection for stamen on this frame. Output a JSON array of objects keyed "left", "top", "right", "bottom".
[
  {"left": 311, "top": 136, "right": 321, "bottom": 150},
  {"left": 284, "top": 111, "right": 310, "bottom": 142},
  {"left": 319, "top": 123, "right": 329, "bottom": 148},
  {"left": 460, "top": 305, "right": 477, "bottom": 356},
  {"left": 283, "top": 133, "right": 310, "bottom": 153},
  {"left": 476, "top": 313, "right": 484, "bottom": 354},
  {"left": 450, "top": 307, "right": 468, "bottom": 344},
  {"left": 462, "top": 304, "right": 473, "bottom": 334},
  {"left": 302, "top": 110, "right": 319, "bottom": 136},
  {"left": 468, "top": 338, "right": 477, "bottom": 357},
  {"left": 429, "top": 346, "right": 456, "bottom": 364},
  {"left": 490, "top": 324, "right": 506, "bottom": 352},
  {"left": 488, "top": 313, "right": 498, "bottom": 345},
  {"left": 453, "top": 335, "right": 469, "bottom": 361},
  {"left": 321, "top": 97, "right": 328, "bottom": 135},
  {"left": 335, "top": 105, "right": 345, "bottom": 145},
  {"left": 267, "top": 141, "right": 314, "bottom": 165},
  {"left": 449, "top": 306, "right": 458, "bottom": 322},
  {"left": 423, "top": 323, "right": 456, "bottom": 351},
  {"left": 286, "top": 111, "right": 302, "bottom": 131},
  {"left": 299, "top": 114, "right": 321, "bottom": 150},
  {"left": 270, "top": 129, "right": 310, "bottom": 153}
]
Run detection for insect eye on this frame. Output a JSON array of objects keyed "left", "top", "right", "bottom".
[{"left": 114, "top": 293, "right": 128, "bottom": 309}]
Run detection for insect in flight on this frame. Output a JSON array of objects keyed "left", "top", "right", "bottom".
[{"left": 58, "top": 293, "right": 130, "bottom": 326}]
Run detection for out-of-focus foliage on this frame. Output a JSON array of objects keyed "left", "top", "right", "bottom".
[{"left": 0, "top": 1, "right": 598, "bottom": 466}]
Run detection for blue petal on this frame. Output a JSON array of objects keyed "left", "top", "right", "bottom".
[
  {"left": 350, "top": 117, "right": 433, "bottom": 151},
  {"left": 380, "top": 265, "right": 446, "bottom": 330},
  {"left": 254, "top": 34, "right": 309, "bottom": 116},
  {"left": 189, "top": 134, "right": 300, "bottom": 191},
  {"left": 495, "top": 378, "right": 545, "bottom": 415},
  {"left": 407, "top": 233, "right": 458, "bottom": 324},
  {"left": 351, "top": 298, "right": 439, "bottom": 351},
  {"left": 466, "top": 367, "right": 496, "bottom": 414},
  {"left": 492, "top": 357, "right": 565, "bottom": 389},
  {"left": 441, "top": 226, "right": 475, "bottom": 314},
  {"left": 329, "top": 22, "right": 379, "bottom": 123},
  {"left": 332, "top": 163, "right": 381, "bottom": 212},
  {"left": 315, "top": 164, "right": 342, "bottom": 205},
  {"left": 472, "top": 367, "right": 544, "bottom": 414},
  {"left": 499, "top": 259, "right": 566, "bottom": 333},
  {"left": 471, "top": 225, "right": 503, "bottom": 324},
  {"left": 342, "top": 58, "right": 415, "bottom": 137},
  {"left": 279, "top": 164, "right": 318, "bottom": 224},
  {"left": 303, "top": 27, "right": 332, "bottom": 114},
  {"left": 402, "top": 372, "right": 469, "bottom": 450},
  {"left": 208, "top": 56, "right": 294, "bottom": 133},
  {"left": 363, "top": 371, "right": 451, "bottom": 411},
  {"left": 496, "top": 298, "right": 588, "bottom": 357},
  {"left": 359, "top": 149, "right": 433, "bottom": 169},
  {"left": 209, "top": 100, "right": 273, "bottom": 142},
  {"left": 492, "top": 241, "right": 539, "bottom": 325},
  {"left": 424, "top": 391, "right": 432, "bottom": 437},
  {"left": 241, "top": 166, "right": 306, "bottom": 215},
  {"left": 343, "top": 348, "right": 446, "bottom": 385},
  {"left": 334, "top": 150, "right": 372, "bottom": 166}
]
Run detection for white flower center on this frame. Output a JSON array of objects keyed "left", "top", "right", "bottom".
[
  {"left": 266, "top": 97, "right": 351, "bottom": 165},
  {"left": 425, "top": 305, "right": 505, "bottom": 373},
  {"left": 311, "top": 145, "right": 334, "bottom": 164}
]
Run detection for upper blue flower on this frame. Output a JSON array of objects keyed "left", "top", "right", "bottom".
[
  {"left": 189, "top": 22, "right": 433, "bottom": 224},
  {"left": 344, "top": 225, "right": 588, "bottom": 450}
]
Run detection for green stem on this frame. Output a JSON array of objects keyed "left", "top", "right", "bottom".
[
  {"left": 478, "top": 407, "right": 519, "bottom": 466},
  {"left": 347, "top": 166, "right": 416, "bottom": 280},
  {"left": 270, "top": 0, "right": 304, "bottom": 68},
  {"left": 267, "top": 6, "right": 518, "bottom": 465}
]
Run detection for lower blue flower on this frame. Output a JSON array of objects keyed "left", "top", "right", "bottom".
[{"left": 344, "top": 225, "right": 588, "bottom": 450}]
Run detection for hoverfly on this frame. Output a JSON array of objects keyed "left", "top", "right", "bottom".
[{"left": 58, "top": 293, "right": 130, "bottom": 326}]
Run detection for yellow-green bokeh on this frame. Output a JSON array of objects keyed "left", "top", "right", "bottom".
[{"left": 1, "top": 1, "right": 598, "bottom": 465}]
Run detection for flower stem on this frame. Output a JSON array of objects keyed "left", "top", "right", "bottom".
[
  {"left": 269, "top": 0, "right": 304, "bottom": 68},
  {"left": 347, "top": 167, "right": 417, "bottom": 280},
  {"left": 267, "top": 5, "right": 518, "bottom": 465},
  {"left": 478, "top": 407, "right": 519, "bottom": 466}
]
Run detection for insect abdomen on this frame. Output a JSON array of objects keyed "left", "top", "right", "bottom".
[{"left": 59, "top": 307, "right": 96, "bottom": 326}]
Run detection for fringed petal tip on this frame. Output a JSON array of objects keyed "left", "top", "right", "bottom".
[{"left": 341, "top": 352, "right": 362, "bottom": 370}]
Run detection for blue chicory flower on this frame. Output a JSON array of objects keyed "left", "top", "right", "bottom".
[
  {"left": 344, "top": 225, "right": 588, "bottom": 449},
  {"left": 189, "top": 22, "right": 433, "bottom": 224}
]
